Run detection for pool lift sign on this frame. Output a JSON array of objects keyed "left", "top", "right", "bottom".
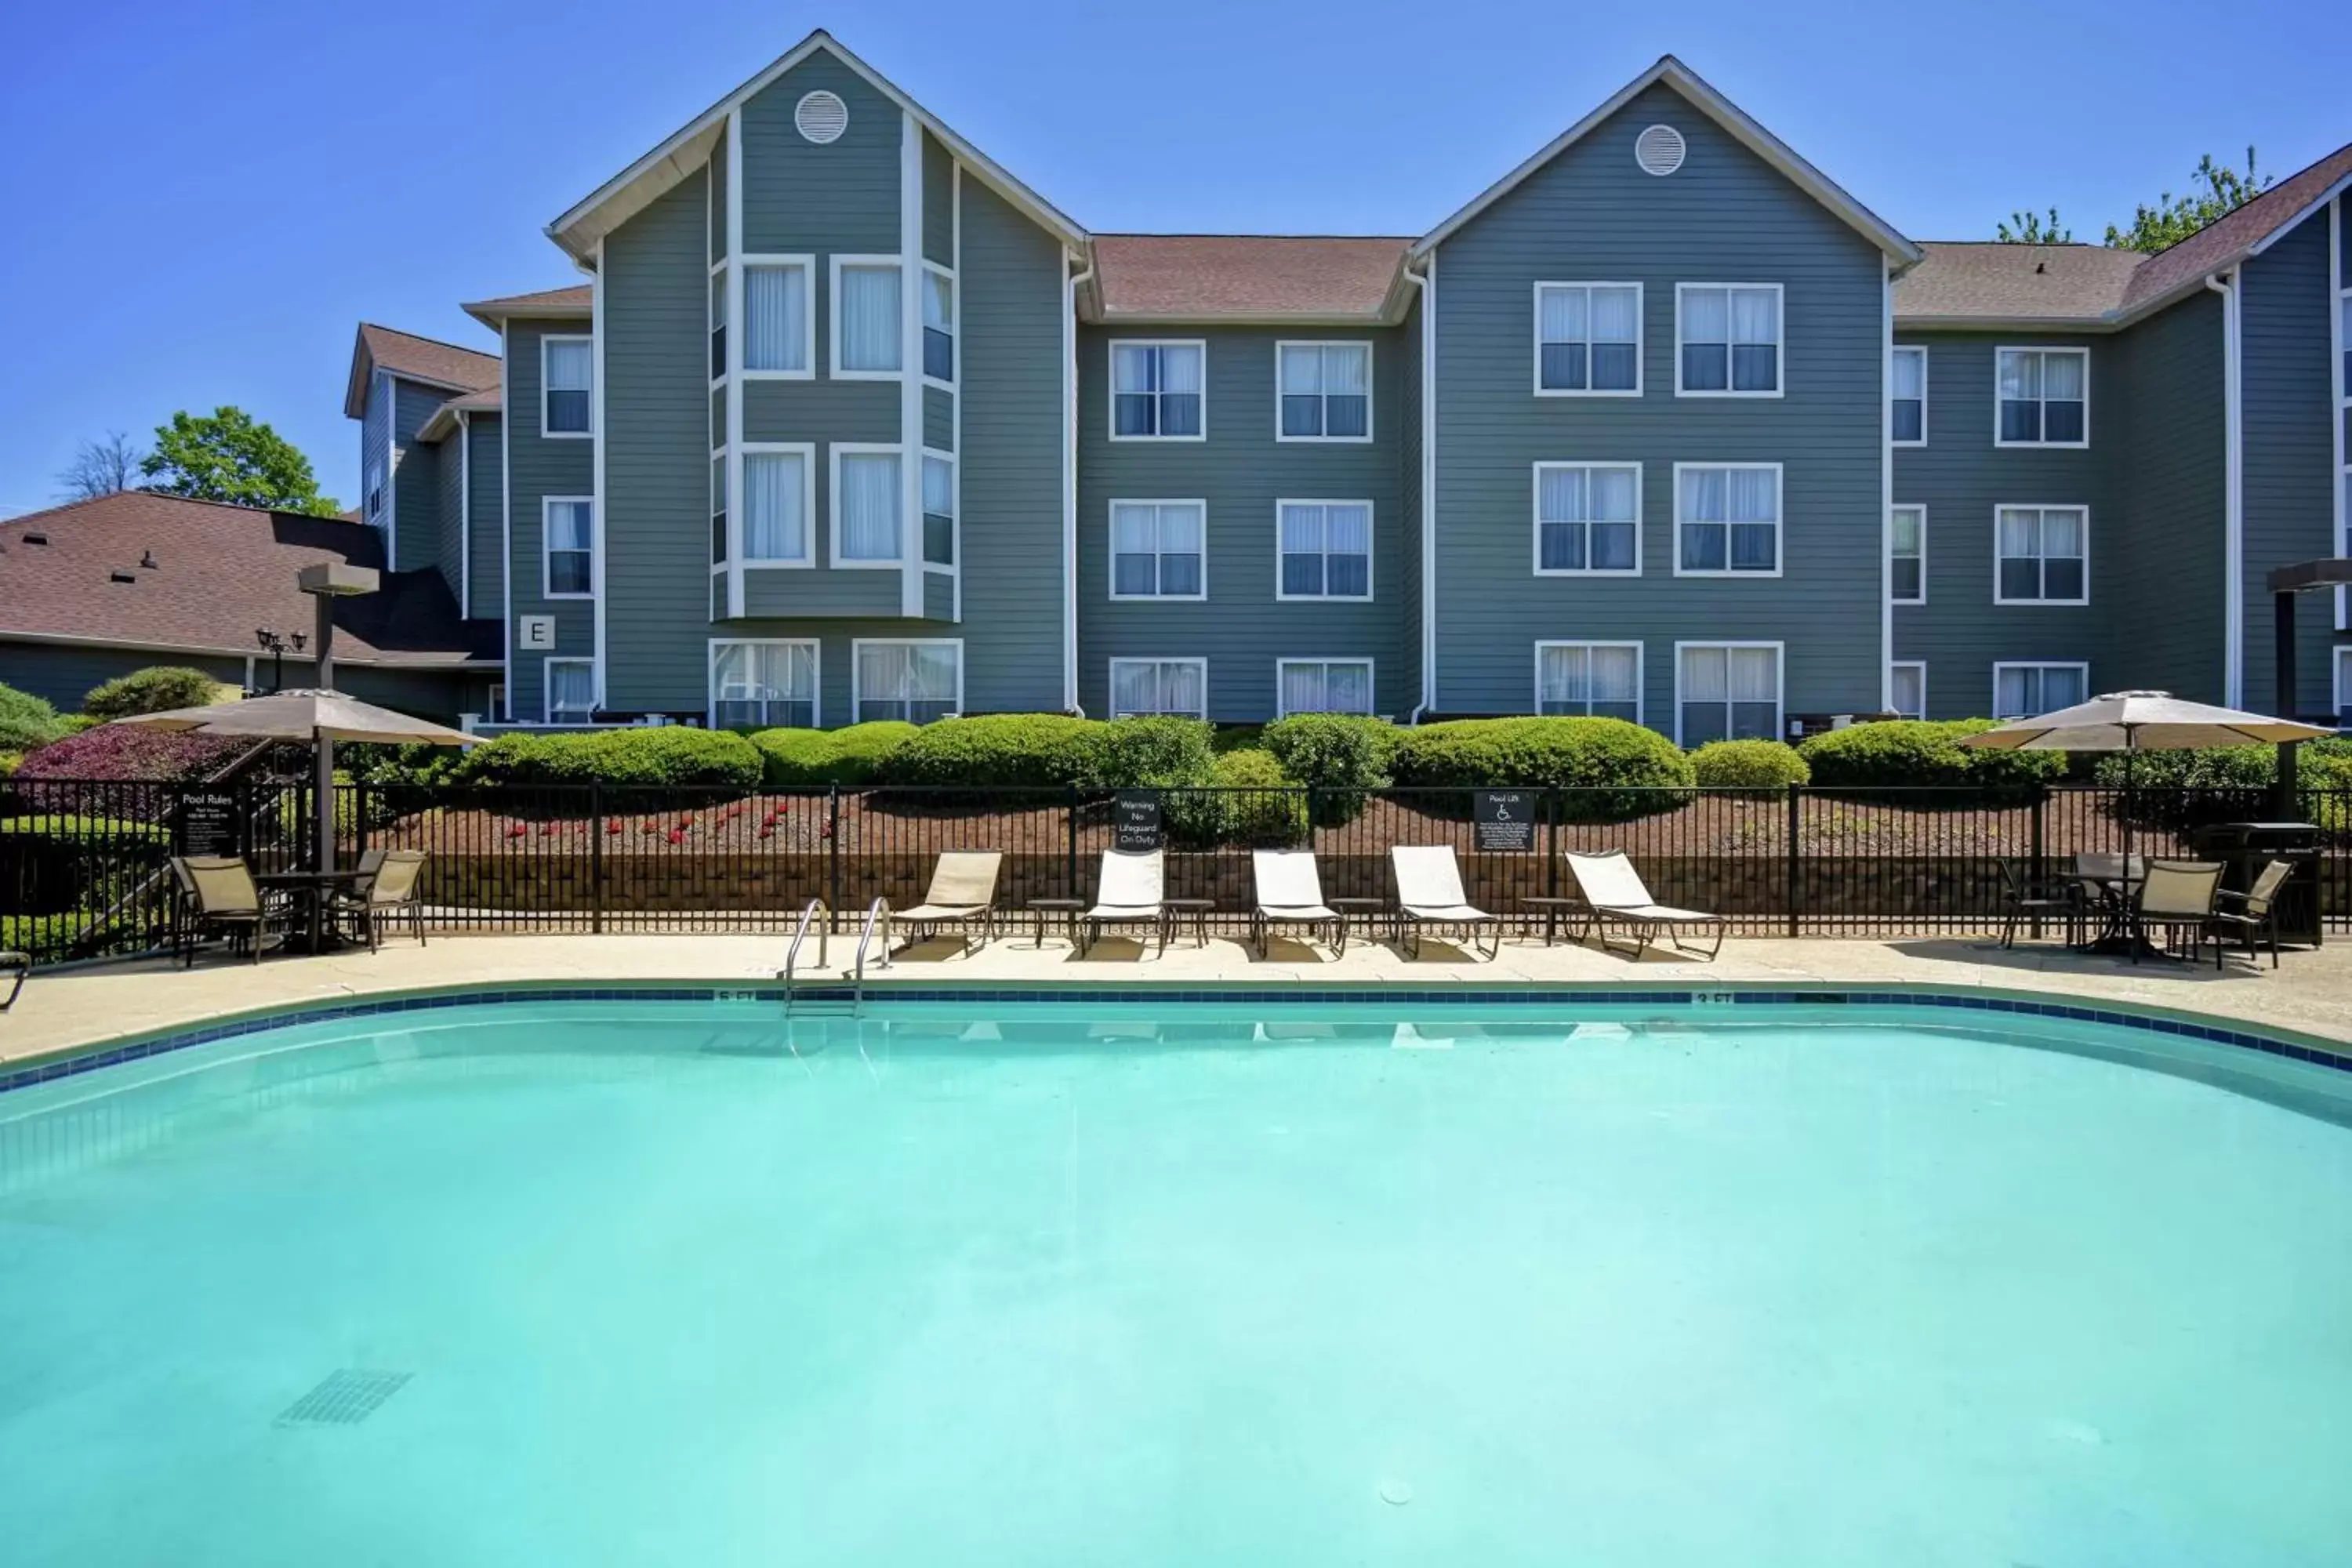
[{"left": 1472, "top": 790, "right": 1535, "bottom": 853}]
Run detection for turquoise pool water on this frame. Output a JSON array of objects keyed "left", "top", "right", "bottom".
[{"left": 2, "top": 999, "right": 2349, "bottom": 1566}]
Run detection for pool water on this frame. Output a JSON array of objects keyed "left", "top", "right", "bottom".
[{"left": 2, "top": 1000, "right": 2348, "bottom": 1566}]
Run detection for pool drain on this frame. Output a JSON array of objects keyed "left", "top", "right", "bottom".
[
  {"left": 277, "top": 1369, "right": 412, "bottom": 1426},
  {"left": 1379, "top": 1478, "right": 1414, "bottom": 1506}
]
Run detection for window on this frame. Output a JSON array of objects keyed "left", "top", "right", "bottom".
[
  {"left": 1277, "top": 342, "right": 1371, "bottom": 440},
  {"left": 543, "top": 336, "right": 592, "bottom": 435},
  {"left": 711, "top": 641, "right": 816, "bottom": 729},
  {"left": 1109, "top": 501, "right": 1205, "bottom": 599},
  {"left": 921, "top": 267, "right": 954, "bottom": 386},
  {"left": 1277, "top": 659, "right": 1373, "bottom": 717},
  {"left": 1892, "top": 345, "right": 1926, "bottom": 445},
  {"left": 364, "top": 458, "right": 384, "bottom": 521},
  {"left": 831, "top": 447, "right": 902, "bottom": 564},
  {"left": 2336, "top": 648, "right": 2352, "bottom": 730},
  {"left": 1276, "top": 501, "right": 1371, "bottom": 600},
  {"left": 1994, "top": 662, "right": 2088, "bottom": 720},
  {"left": 922, "top": 453, "right": 954, "bottom": 567},
  {"left": 1995, "top": 348, "right": 2087, "bottom": 446},
  {"left": 1535, "top": 463, "right": 1640, "bottom": 575},
  {"left": 1678, "top": 644, "right": 1782, "bottom": 745},
  {"left": 709, "top": 267, "right": 727, "bottom": 380},
  {"left": 832, "top": 259, "right": 902, "bottom": 377},
  {"left": 543, "top": 498, "right": 594, "bottom": 597},
  {"left": 1110, "top": 341, "right": 1204, "bottom": 439},
  {"left": 1109, "top": 659, "right": 1207, "bottom": 720},
  {"left": 1535, "top": 283, "right": 1641, "bottom": 394},
  {"left": 1890, "top": 506, "right": 1925, "bottom": 604},
  {"left": 1675, "top": 464, "right": 1780, "bottom": 575},
  {"left": 855, "top": 641, "right": 960, "bottom": 724},
  {"left": 1535, "top": 643, "right": 1641, "bottom": 721},
  {"left": 544, "top": 659, "right": 596, "bottom": 725},
  {"left": 743, "top": 259, "right": 813, "bottom": 376},
  {"left": 710, "top": 452, "right": 728, "bottom": 565},
  {"left": 1889, "top": 662, "right": 1926, "bottom": 720},
  {"left": 1995, "top": 506, "right": 2087, "bottom": 604},
  {"left": 742, "top": 447, "right": 812, "bottom": 564},
  {"left": 1678, "top": 284, "right": 1781, "bottom": 394}
]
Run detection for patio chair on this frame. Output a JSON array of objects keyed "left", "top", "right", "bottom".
[
  {"left": 2205, "top": 857, "right": 2292, "bottom": 971},
  {"left": 171, "top": 855, "right": 274, "bottom": 966},
  {"left": 1563, "top": 849, "right": 1726, "bottom": 960},
  {"left": 1388, "top": 846, "right": 1499, "bottom": 960},
  {"left": 2132, "top": 859, "right": 2225, "bottom": 964},
  {"left": 895, "top": 850, "right": 1004, "bottom": 953},
  {"left": 1995, "top": 859, "right": 2084, "bottom": 949},
  {"left": 334, "top": 850, "right": 429, "bottom": 951},
  {"left": 1079, "top": 849, "right": 1166, "bottom": 956},
  {"left": 1, "top": 950, "right": 27, "bottom": 1011},
  {"left": 1250, "top": 850, "right": 1345, "bottom": 958}
]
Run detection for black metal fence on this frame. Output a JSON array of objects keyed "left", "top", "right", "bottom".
[{"left": 3, "top": 776, "right": 2344, "bottom": 966}]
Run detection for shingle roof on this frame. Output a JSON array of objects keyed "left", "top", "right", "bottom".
[
  {"left": 462, "top": 284, "right": 593, "bottom": 326},
  {"left": 1090, "top": 234, "right": 1410, "bottom": 321},
  {"left": 357, "top": 324, "right": 499, "bottom": 391},
  {"left": 1893, "top": 242, "right": 2147, "bottom": 325},
  {"left": 2119, "top": 139, "right": 2352, "bottom": 316},
  {"left": 414, "top": 386, "right": 503, "bottom": 443},
  {"left": 0, "top": 492, "right": 496, "bottom": 667}
]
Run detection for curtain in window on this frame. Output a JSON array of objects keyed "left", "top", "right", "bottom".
[
  {"left": 548, "top": 662, "right": 594, "bottom": 718},
  {"left": 1162, "top": 661, "right": 1204, "bottom": 716},
  {"left": 1892, "top": 348, "right": 1925, "bottom": 401},
  {"left": 1540, "top": 287, "right": 1588, "bottom": 343},
  {"left": 2042, "top": 352, "right": 2084, "bottom": 401},
  {"left": 1540, "top": 645, "right": 1588, "bottom": 707},
  {"left": 909, "top": 644, "right": 958, "bottom": 718},
  {"left": 922, "top": 456, "right": 954, "bottom": 565},
  {"left": 837, "top": 452, "right": 901, "bottom": 560},
  {"left": 745, "top": 265, "right": 807, "bottom": 372},
  {"left": 1112, "top": 661, "right": 1154, "bottom": 717},
  {"left": 1155, "top": 503, "right": 1203, "bottom": 593},
  {"left": 1727, "top": 648, "right": 1777, "bottom": 703},
  {"left": 1681, "top": 647, "right": 1727, "bottom": 704},
  {"left": 1322, "top": 346, "right": 1367, "bottom": 397},
  {"left": 1327, "top": 503, "right": 1370, "bottom": 563},
  {"left": 1998, "top": 351, "right": 2038, "bottom": 403},
  {"left": 1730, "top": 289, "right": 1777, "bottom": 345},
  {"left": 1892, "top": 665, "right": 1924, "bottom": 719},
  {"left": 1591, "top": 645, "right": 1639, "bottom": 706},
  {"left": 839, "top": 265, "right": 902, "bottom": 372},
  {"left": 858, "top": 642, "right": 909, "bottom": 710},
  {"left": 1683, "top": 288, "right": 1730, "bottom": 343},
  {"left": 1682, "top": 468, "right": 1726, "bottom": 524},
  {"left": 1113, "top": 343, "right": 1156, "bottom": 394},
  {"left": 1158, "top": 344, "right": 1202, "bottom": 396},
  {"left": 743, "top": 452, "right": 804, "bottom": 560},
  {"left": 1998, "top": 507, "right": 2038, "bottom": 561},
  {"left": 1591, "top": 287, "right": 1638, "bottom": 343},
  {"left": 2041, "top": 509, "right": 2082, "bottom": 559},
  {"left": 547, "top": 500, "right": 591, "bottom": 553},
  {"left": 546, "top": 339, "right": 591, "bottom": 391},
  {"left": 1281, "top": 663, "right": 1324, "bottom": 715},
  {"left": 1327, "top": 662, "right": 1370, "bottom": 714},
  {"left": 1590, "top": 466, "right": 1635, "bottom": 523},
  {"left": 1281, "top": 347, "right": 1323, "bottom": 396},
  {"left": 1540, "top": 466, "right": 1588, "bottom": 524},
  {"left": 923, "top": 271, "right": 953, "bottom": 332}
]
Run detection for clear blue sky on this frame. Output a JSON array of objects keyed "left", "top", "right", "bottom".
[{"left": 3, "top": 0, "right": 2345, "bottom": 519}]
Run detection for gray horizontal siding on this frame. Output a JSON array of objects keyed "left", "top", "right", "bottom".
[
  {"left": 924, "top": 387, "right": 953, "bottom": 452},
  {"left": 433, "top": 425, "right": 465, "bottom": 611},
  {"left": 742, "top": 565, "right": 901, "bottom": 618},
  {"left": 2106, "top": 296, "right": 2224, "bottom": 706},
  {"left": 922, "top": 129, "right": 953, "bottom": 267},
  {"left": 466, "top": 412, "right": 505, "bottom": 620},
  {"left": 739, "top": 48, "right": 898, "bottom": 257},
  {"left": 392, "top": 379, "right": 455, "bottom": 589},
  {"left": 2241, "top": 213, "right": 2337, "bottom": 717},
  {"left": 503, "top": 315, "right": 598, "bottom": 721}
]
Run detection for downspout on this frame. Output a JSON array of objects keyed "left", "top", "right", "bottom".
[
  {"left": 1403, "top": 252, "right": 1436, "bottom": 723},
  {"left": 2205, "top": 271, "right": 2244, "bottom": 708},
  {"left": 1063, "top": 249, "right": 1094, "bottom": 716}
]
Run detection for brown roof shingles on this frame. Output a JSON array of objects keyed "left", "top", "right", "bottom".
[
  {"left": 358, "top": 324, "right": 500, "bottom": 393},
  {"left": 1893, "top": 242, "right": 2146, "bottom": 324},
  {"left": 462, "top": 284, "right": 593, "bottom": 321},
  {"left": 2121, "top": 140, "right": 2352, "bottom": 314},
  {"left": 1091, "top": 234, "right": 1409, "bottom": 320}
]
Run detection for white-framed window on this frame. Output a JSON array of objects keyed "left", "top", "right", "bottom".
[
  {"left": 364, "top": 457, "right": 384, "bottom": 521},
  {"left": 1109, "top": 340, "right": 1205, "bottom": 440},
  {"left": 2335, "top": 647, "right": 2352, "bottom": 730},
  {"left": 1993, "top": 662, "right": 2088, "bottom": 720},
  {"left": 1676, "top": 284, "right": 1782, "bottom": 396},
  {"left": 854, "top": 639, "right": 961, "bottom": 724},
  {"left": 1534, "top": 642, "right": 1642, "bottom": 722},
  {"left": 921, "top": 264, "right": 955, "bottom": 387},
  {"left": 710, "top": 449, "right": 728, "bottom": 566},
  {"left": 1889, "top": 661, "right": 1926, "bottom": 720},
  {"left": 542, "top": 336, "right": 593, "bottom": 436},
  {"left": 488, "top": 681, "right": 506, "bottom": 724},
  {"left": 710, "top": 639, "right": 818, "bottom": 729},
  {"left": 1674, "top": 463, "right": 1780, "bottom": 576},
  {"left": 1277, "top": 659, "right": 1374, "bottom": 717},
  {"left": 831, "top": 256, "right": 902, "bottom": 379},
  {"left": 830, "top": 445, "right": 902, "bottom": 566},
  {"left": 1109, "top": 658, "right": 1208, "bottom": 720},
  {"left": 742, "top": 445, "right": 814, "bottom": 564},
  {"left": 543, "top": 497, "right": 595, "bottom": 597},
  {"left": 1276, "top": 501, "right": 1372, "bottom": 601},
  {"left": 1995, "top": 347, "right": 2088, "bottom": 447},
  {"left": 709, "top": 263, "right": 728, "bottom": 383},
  {"left": 921, "top": 452, "right": 955, "bottom": 568},
  {"left": 1109, "top": 500, "right": 1206, "bottom": 600},
  {"left": 1890, "top": 505, "right": 1926, "bottom": 604},
  {"left": 743, "top": 256, "right": 815, "bottom": 377},
  {"left": 1276, "top": 342, "right": 1371, "bottom": 441},
  {"left": 1994, "top": 505, "right": 2088, "bottom": 604},
  {"left": 1534, "top": 282, "right": 1642, "bottom": 395},
  {"left": 1676, "top": 643, "right": 1782, "bottom": 746},
  {"left": 544, "top": 658, "right": 596, "bottom": 725},
  {"left": 1534, "top": 462, "right": 1640, "bottom": 575},
  {"left": 1892, "top": 345, "right": 1926, "bottom": 445}
]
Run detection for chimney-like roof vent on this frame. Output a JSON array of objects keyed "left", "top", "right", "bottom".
[
  {"left": 109, "top": 568, "right": 138, "bottom": 584},
  {"left": 22, "top": 531, "right": 48, "bottom": 545},
  {"left": 140, "top": 549, "right": 158, "bottom": 569}
]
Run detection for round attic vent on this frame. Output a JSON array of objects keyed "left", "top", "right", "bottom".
[
  {"left": 794, "top": 90, "right": 848, "bottom": 144},
  {"left": 1635, "top": 123, "right": 1686, "bottom": 176}
]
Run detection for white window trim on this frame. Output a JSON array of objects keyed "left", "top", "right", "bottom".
[
  {"left": 1889, "top": 659, "right": 1926, "bottom": 720},
  {"left": 1107, "top": 339, "right": 1208, "bottom": 443},
  {"left": 709, "top": 255, "right": 728, "bottom": 393},
  {"left": 1674, "top": 282, "right": 1785, "bottom": 399},
  {"left": 1275, "top": 658, "right": 1377, "bottom": 719},
  {"left": 1532, "top": 641, "right": 1645, "bottom": 724},
  {"left": 707, "top": 637, "right": 820, "bottom": 729},
  {"left": 1890, "top": 503, "right": 1926, "bottom": 605},
  {"left": 540, "top": 334, "right": 594, "bottom": 438},
  {"left": 1532, "top": 460, "right": 1643, "bottom": 578},
  {"left": 542, "top": 656, "right": 597, "bottom": 726},
  {"left": 851, "top": 637, "right": 965, "bottom": 720},
  {"left": 1107, "top": 498, "right": 1208, "bottom": 602},
  {"left": 739, "top": 254, "right": 817, "bottom": 382},
  {"left": 1273, "top": 340, "right": 1375, "bottom": 443},
  {"left": 541, "top": 495, "right": 596, "bottom": 600},
  {"left": 829, "top": 254, "right": 904, "bottom": 382},
  {"left": 920, "top": 260, "right": 956, "bottom": 393},
  {"left": 2333, "top": 646, "right": 2352, "bottom": 727},
  {"left": 1671, "top": 462, "right": 1784, "bottom": 579},
  {"left": 1531, "top": 281, "right": 1644, "bottom": 398},
  {"left": 1991, "top": 661, "right": 2090, "bottom": 721},
  {"left": 1991, "top": 503, "right": 2090, "bottom": 607},
  {"left": 829, "top": 443, "right": 905, "bottom": 569},
  {"left": 739, "top": 441, "right": 816, "bottom": 568},
  {"left": 1273, "top": 498, "right": 1374, "bottom": 602},
  {"left": 920, "top": 447, "right": 957, "bottom": 575},
  {"left": 710, "top": 442, "right": 730, "bottom": 579},
  {"left": 1992, "top": 346, "right": 2091, "bottom": 450},
  {"left": 1107, "top": 657, "right": 1210, "bottom": 720},
  {"left": 1672, "top": 641, "right": 1786, "bottom": 747},
  {"left": 1892, "top": 344, "right": 1928, "bottom": 446}
]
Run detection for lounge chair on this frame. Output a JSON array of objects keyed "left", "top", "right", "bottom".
[
  {"left": 171, "top": 855, "right": 275, "bottom": 966},
  {"left": 2133, "top": 858, "right": 2224, "bottom": 964},
  {"left": 2206, "top": 857, "right": 2291, "bottom": 970},
  {"left": 1080, "top": 849, "right": 1166, "bottom": 956},
  {"left": 1564, "top": 849, "right": 1726, "bottom": 960},
  {"left": 1388, "top": 846, "right": 1500, "bottom": 960},
  {"left": 1, "top": 950, "right": 26, "bottom": 1011},
  {"left": 334, "top": 849, "right": 429, "bottom": 950},
  {"left": 895, "top": 850, "right": 1003, "bottom": 953},
  {"left": 1250, "top": 850, "right": 1345, "bottom": 957}
]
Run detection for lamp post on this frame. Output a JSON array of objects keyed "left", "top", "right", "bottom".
[
  {"left": 253, "top": 628, "right": 307, "bottom": 693},
  {"left": 2265, "top": 557, "right": 2352, "bottom": 818},
  {"left": 295, "top": 562, "right": 380, "bottom": 872}
]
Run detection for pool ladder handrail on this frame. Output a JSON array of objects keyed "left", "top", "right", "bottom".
[
  {"left": 777, "top": 898, "right": 829, "bottom": 1003},
  {"left": 851, "top": 898, "right": 893, "bottom": 1007}
]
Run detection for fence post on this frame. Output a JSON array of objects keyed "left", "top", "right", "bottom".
[
  {"left": 827, "top": 786, "right": 842, "bottom": 928},
  {"left": 1545, "top": 788, "right": 1559, "bottom": 898},
  {"left": 590, "top": 781, "right": 605, "bottom": 935},
  {"left": 1785, "top": 783, "right": 1802, "bottom": 938},
  {"left": 2029, "top": 784, "right": 2047, "bottom": 940},
  {"left": 1065, "top": 784, "right": 1080, "bottom": 898}
]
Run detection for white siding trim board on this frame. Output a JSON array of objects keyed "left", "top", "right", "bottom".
[{"left": 901, "top": 111, "right": 925, "bottom": 618}]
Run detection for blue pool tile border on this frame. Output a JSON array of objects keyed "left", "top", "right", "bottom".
[{"left": 5, "top": 982, "right": 2347, "bottom": 1095}]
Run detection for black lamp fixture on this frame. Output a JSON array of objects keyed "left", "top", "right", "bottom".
[{"left": 253, "top": 627, "right": 307, "bottom": 693}]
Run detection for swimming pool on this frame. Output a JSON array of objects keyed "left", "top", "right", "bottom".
[{"left": 2, "top": 996, "right": 2347, "bottom": 1565}]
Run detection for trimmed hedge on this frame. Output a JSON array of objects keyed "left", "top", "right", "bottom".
[
  {"left": 10, "top": 725, "right": 246, "bottom": 783},
  {"left": 1260, "top": 714, "right": 1397, "bottom": 822},
  {"left": 82, "top": 666, "right": 231, "bottom": 721},
  {"left": 873, "top": 713, "right": 1102, "bottom": 790},
  {"left": 752, "top": 722, "right": 919, "bottom": 786},
  {"left": 1090, "top": 717, "right": 1215, "bottom": 790},
  {"left": 2091, "top": 737, "right": 2352, "bottom": 830},
  {"left": 452, "top": 728, "right": 764, "bottom": 791},
  {"left": 1395, "top": 718, "right": 1693, "bottom": 821},
  {"left": 1798, "top": 719, "right": 2069, "bottom": 796},
  {"left": 0, "top": 681, "right": 71, "bottom": 753},
  {"left": 1208, "top": 746, "right": 1308, "bottom": 844},
  {"left": 1690, "top": 739, "right": 1809, "bottom": 792}
]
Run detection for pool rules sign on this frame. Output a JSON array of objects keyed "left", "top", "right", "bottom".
[{"left": 1472, "top": 790, "right": 1536, "bottom": 853}]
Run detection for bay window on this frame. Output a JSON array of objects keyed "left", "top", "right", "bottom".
[
  {"left": 743, "top": 259, "right": 812, "bottom": 376},
  {"left": 833, "top": 259, "right": 902, "bottom": 377},
  {"left": 743, "top": 447, "right": 811, "bottom": 564},
  {"left": 832, "top": 447, "right": 902, "bottom": 564}
]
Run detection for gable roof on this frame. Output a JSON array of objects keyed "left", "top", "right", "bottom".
[
  {"left": 1087, "top": 235, "right": 1412, "bottom": 323},
  {"left": 1893, "top": 242, "right": 2147, "bottom": 327},
  {"left": 414, "top": 386, "right": 503, "bottom": 445},
  {"left": 1413, "top": 55, "right": 1920, "bottom": 267},
  {"left": 462, "top": 284, "right": 593, "bottom": 328},
  {"left": 546, "top": 29, "right": 1087, "bottom": 265},
  {"left": 343, "top": 324, "right": 500, "bottom": 419},
  {"left": 2116, "top": 138, "right": 2352, "bottom": 321}
]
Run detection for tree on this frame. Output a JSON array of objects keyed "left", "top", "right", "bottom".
[
  {"left": 56, "top": 430, "right": 144, "bottom": 501},
  {"left": 2103, "top": 147, "right": 2273, "bottom": 254},
  {"left": 139, "top": 406, "right": 339, "bottom": 516},
  {"left": 1995, "top": 207, "right": 2073, "bottom": 245}
]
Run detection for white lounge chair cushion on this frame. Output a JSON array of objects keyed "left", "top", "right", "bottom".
[
  {"left": 1594, "top": 902, "right": 1719, "bottom": 925},
  {"left": 1259, "top": 902, "right": 1338, "bottom": 920},
  {"left": 1401, "top": 902, "right": 1493, "bottom": 923},
  {"left": 1566, "top": 851, "right": 1720, "bottom": 926},
  {"left": 1086, "top": 902, "right": 1163, "bottom": 920},
  {"left": 900, "top": 902, "right": 989, "bottom": 921}
]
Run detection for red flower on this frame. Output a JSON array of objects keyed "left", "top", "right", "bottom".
[
  {"left": 506, "top": 823, "right": 528, "bottom": 840},
  {"left": 607, "top": 818, "right": 622, "bottom": 834},
  {"left": 678, "top": 813, "right": 695, "bottom": 829},
  {"left": 757, "top": 824, "right": 775, "bottom": 839},
  {"left": 818, "top": 824, "right": 834, "bottom": 840},
  {"left": 667, "top": 828, "right": 685, "bottom": 845},
  {"left": 539, "top": 822, "right": 557, "bottom": 837}
]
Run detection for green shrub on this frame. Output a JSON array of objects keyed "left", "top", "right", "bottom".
[
  {"left": 1209, "top": 746, "right": 1308, "bottom": 844},
  {"left": 453, "top": 728, "right": 763, "bottom": 792},
  {"left": 1, "top": 912, "right": 93, "bottom": 964},
  {"left": 2091, "top": 738, "right": 2352, "bottom": 830},
  {"left": 1798, "top": 719, "right": 2067, "bottom": 797},
  {"left": 1261, "top": 714, "right": 1397, "bottom": 822},
  {"left": 1393, "top": 717, "right": 1693, "bottom": 821},
  {"left": 1087, "top": 717, "right": 1214, "bottom": 789},
  {"left": 751, "top": 722, "right": 920, "bottom": 786},
  {"left": 81, "top": 666, "right": 230, "bottom": 721},
  {"left": 1690, "top": 739, "right": 1809, "bottom": 792},
  {"left": 0, "top": 681, "right": 70, "bottom": 752},
  {"left": 0, "top": 751, "right": 18, "bottom": 779},
  {"left": 0, "top": 815, "right": 171, "bottom": 916},
  {"left": 1210, "top": 724, "right": 1267, "bottom": 755},
  {"left": 874, "top": 713, "right": 1101, "bottom": 791}
]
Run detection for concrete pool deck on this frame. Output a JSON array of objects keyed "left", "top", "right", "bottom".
[{"left": 5, "top": 927, "right": 2350, "bottom": 1068}]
